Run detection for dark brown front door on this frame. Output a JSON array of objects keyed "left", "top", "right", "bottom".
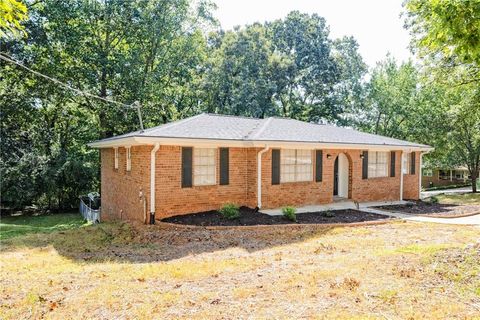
[{"left": 333, "top": 156, "right": 339, "bottom": 196}]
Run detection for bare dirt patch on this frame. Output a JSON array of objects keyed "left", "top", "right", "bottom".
[
  {"left": 375, "top": 200, "right": 480, "bottom": 218},
  {"left": 161, "top": 207, "right": 391, "bottom": 226}
]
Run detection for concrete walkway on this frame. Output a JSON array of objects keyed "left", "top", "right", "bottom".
[
  {"left": 360, "top": 206, "right": 480, "bottom": 225},
  {"left": 421, "top": 187, "right": 471, "bottom": 198},
  {"left": 261, "top": 200, "right": 480, "bottom": 226},
  {"left": 260, "top": 200, "right": 410, "bottom": 216}
]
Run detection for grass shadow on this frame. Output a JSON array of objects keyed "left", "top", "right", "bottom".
[{"left": 1, "top": 213, "right": 343, "bottom": 263}]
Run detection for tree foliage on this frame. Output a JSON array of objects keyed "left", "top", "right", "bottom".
[
  {"left": 2, "top": 0, "right": 478, "bottom": 210},
  {"left": 0, "top": 0, "right": 27, "bottom": 38},
  {"left": 203, "top": 11, "right": 367, "bottom": 122},
  {"left": 404, "top": 0, "right": 480, "bottom": 191}
]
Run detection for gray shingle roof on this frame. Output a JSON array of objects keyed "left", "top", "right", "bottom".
[{"left": 91, "top": 113, "right": 431, "bottom": 149}]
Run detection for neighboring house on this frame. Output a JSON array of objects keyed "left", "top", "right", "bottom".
[
  {"left": 88, "top": 113, "right": 433, "bottom": 223},
  {"left": 422, "top": 166, "right": 470, "bottom": 188}
]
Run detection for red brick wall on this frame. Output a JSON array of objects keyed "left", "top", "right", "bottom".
[
  {"left": 100, "top": 146, "right": 421, "bottom": 221},
  {"left": 260, "top": 149, "right": 331, "bottom": 208},
  {"left": 403, "top": 151, "right": 421, "bottom": 200},
  {"left": 155, "top": 146, "right": 251, "bottom": 217},
  {"left": 258, "top": 149, "right": 409, "bottom": 208},
  {"left": 100, "top": 146, "right": 150, "bottom": 222}
]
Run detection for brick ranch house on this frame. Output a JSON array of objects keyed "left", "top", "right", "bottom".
[{"left": 88, "top": 113, "right": 433, "bottom": 223}]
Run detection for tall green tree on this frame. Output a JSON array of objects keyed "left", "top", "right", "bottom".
[
  {"left": 0, "top": 0, "right": 27, "bottom": 38},
  {"left": 203, "top": 11, "right": 367, "bottom": 122},
  {"left": 404, "top": 0, "right": 480, "bottom": 192},
  {"left": 1, "top": 0, "right": 213, "bottom": 209},
  {"left": 404, "top": 0, "right": 480, "bottom": 69}
]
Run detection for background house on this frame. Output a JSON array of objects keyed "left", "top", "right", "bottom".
[{"left": 422, "top": 166, "right": 471, "bottom": 188}]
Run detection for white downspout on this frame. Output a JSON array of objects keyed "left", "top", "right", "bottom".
[
  {"left": 150, "top": 143, "right": 160, "bottom": 224},
  {"left": 257, "top": 146, "right": 270, "bottom": 209},
  {"left": 419, "top": 152, "right": 423, "bottom": 199},
  {"left": 400, "top": 151, "right": 404, "bottom": 201}
]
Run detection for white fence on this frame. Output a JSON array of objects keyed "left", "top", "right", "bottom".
[{"left": 79, "top": 195, "right": 101, "bottom": 223}]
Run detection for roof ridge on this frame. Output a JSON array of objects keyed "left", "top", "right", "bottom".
[
  {"left": 247, "top": 117, "right": 273, "bottom": 140},
  {"left": 204, "top": 113, "right": 261, "bottom": 120}
]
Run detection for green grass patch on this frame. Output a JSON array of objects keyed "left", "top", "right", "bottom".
[
  {"left": 376, "top": 243, "right": 454, "bottom": 257},
  {"left": 0, "top": 213, "right": 88, "bottom": 240},
  {"left": 436, "top": 193, "right": 480, "bottom": 205}
]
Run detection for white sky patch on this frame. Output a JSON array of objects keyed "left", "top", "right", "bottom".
[{"left": 213, "top": 0, "right": 413, "bottom": 67}]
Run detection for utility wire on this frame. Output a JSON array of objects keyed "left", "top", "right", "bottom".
[{"left": 0, "top": 52, "right": 133, "bottom": 109}]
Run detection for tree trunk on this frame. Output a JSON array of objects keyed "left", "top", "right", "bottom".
[{"left": 471, "top": 171, "right": 478, "bottom": 193}]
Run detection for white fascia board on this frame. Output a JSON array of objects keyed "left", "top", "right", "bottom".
[{"left": 88, "top": 136, "right": 434, "bottom": 152}]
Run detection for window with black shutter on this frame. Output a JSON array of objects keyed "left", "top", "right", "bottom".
[
  {"left": 220, "top": 148, "right": 229, "bottom": 185},
  {"left": 362, "top": 151, "right": 368, "bottom": 179},
  {"left": 390, "top": 151, "right": 396, "bottom": 177},
  {"left": 410, "top": 152, "right": 416, "bottom": 175},
  {"left": 315, "top": 150, "right": 323, "bottom": 182},
  {"left": 181, "top": 147, "right": 192, "bottom": 188},
  {"left": 271, "top": 149, "right": 280, "bottom": 185}
]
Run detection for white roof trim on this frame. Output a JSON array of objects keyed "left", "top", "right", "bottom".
[{"left": 88, "top": 136, "right": 433, "bottom": 151}]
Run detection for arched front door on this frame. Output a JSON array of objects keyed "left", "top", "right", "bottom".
[{"left": 333, "top": 153, "right": 349, "bottom": 198}]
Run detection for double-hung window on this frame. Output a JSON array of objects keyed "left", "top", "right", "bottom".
[
  {"left": 402, "top": 152, "right": 410, "bottom": 174},
  {"left": 193, "top": 148, "right": 216, "bottom": 186},
  {"left": 280, "top": 149, "right": 313, "bottom": 182},
  {"left": 368, "top": 151, "right": 388, "bottom": 178}
]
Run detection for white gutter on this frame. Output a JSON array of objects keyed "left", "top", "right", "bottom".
[
  {"left": 257, "top": 146, "right": 270, "bottom": 209},
  {"left": 149, "top": 143, "right": 160, "bottom": 224},
  {"left": 400, "top": 151, "right": 404, "bottom": 201},
  {"left": 88, "top": 136, "right": 433, "bottom": 152}
]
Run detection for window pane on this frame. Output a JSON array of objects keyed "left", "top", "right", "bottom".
[
  {"left": 194, "top": 148, "right": 216, "bottom": 186},
  {"left": 368, "top": 151, "right": 388, "bottom": 178},
  {"left": 280, "top": 149, "right": 312, "bottom": 182}
]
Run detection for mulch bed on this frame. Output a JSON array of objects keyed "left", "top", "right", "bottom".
[
  {"left": 161, "top": 207, "right": 391, "bottom": 226},
  {"left": 375, "top": 201, "right": 480, "bottom": 218}
]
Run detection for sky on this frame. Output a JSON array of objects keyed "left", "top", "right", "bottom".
[{"left": 212, "top": 0, "right": 414, "bottom": 68}]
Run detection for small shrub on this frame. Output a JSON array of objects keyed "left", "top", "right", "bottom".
[
  {"left": 219, "top": 203, "right": 240, "bottom": 219},
  {"left": 282, "top": 206, "right": 297, "bottom": 222},
  {"left": 429, "top": 196, "right": 439, "bottom": 204},
  {"left": 322, "top": 210, "right": 335, "bottom": 217}
]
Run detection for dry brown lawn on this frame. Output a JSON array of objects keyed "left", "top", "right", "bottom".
[{"left": 1, "top": 217, "right": 479, "bottom": 319}]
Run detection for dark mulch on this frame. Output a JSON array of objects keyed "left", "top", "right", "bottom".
[
  {"left": 161, "top": 207, "right": 391, "bottom": 226},
  {"left": 375, "top": 201, "right": 480, "bottom": 217}
]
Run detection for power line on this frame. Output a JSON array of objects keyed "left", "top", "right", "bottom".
[{"left": 0, "top": 52, "right": 133, "bottom": 108}]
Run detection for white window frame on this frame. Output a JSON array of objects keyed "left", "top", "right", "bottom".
[
  {"left": 280, "top": 149, "right": 313, "bottom": 183},
  {"left": 114, "top": 147, "right": 119, "bottom": 170},
  {"left": 368, "top": 151, "right": 388, "bottom": 178},
  {"left": 402, "top": 152, "right": 410, "bottom": 175},
  {"left": 126, "top": 147, "right": 131, "bottom": 171},
  {"left": 193, "top": 148, "right": 216, "bottom": 186}
]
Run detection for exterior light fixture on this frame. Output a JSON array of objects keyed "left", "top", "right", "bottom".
[
  {"left": 326, "top": 154, "right": 332, "bottom": 159},
  {"left": 360, "top": 154, "right": 365, "bottom": 159}
]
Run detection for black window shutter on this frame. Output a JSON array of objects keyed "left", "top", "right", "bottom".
[
  {"left": 315, "top": 150, "right": 323, "bottom": 182},
  {"left": 362, "top": 151, "right": 368, "bottom": 179},
  {"left": 271, "top": 149, "right": 280, "bottom": 185},
  {"left": 390, "top": 151, "right": 396, "bottom": 177},
  {"left": 410, "top": 152, "right": 416, "bottom": 175},
  {"left": 181, "top": 147, "right": 192, "bottom": 188},
  {"left": 220, "top": 148, "right": 229, "bottom": 185}
]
